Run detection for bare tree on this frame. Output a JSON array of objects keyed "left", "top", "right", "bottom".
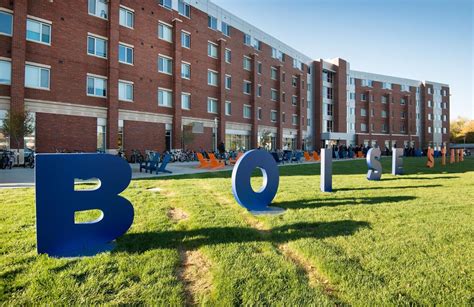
[{"left": 1, "top": 110, "right": 35, "bottom": 152}]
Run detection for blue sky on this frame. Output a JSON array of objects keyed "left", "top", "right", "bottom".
[{"left": 212, "top": 0, "right": 474, "bottom": 120}]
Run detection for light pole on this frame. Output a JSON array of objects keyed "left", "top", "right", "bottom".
[{"left": 214, "top": 117, "right": 218, "bottom": 152}]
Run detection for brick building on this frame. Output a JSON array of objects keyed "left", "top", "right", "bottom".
[{"left": 0, "top": 0, "right": 450, "bottom": 160}]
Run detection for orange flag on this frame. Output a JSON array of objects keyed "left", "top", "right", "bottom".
[
  {"left": 450, "top": 149, "right": 455, "bottom": 164},
  {"left": 460, "top": 149, "right": 464, "bottom": 162},
  {"left": 426, "top": 148, "right": 434, "bottom": 168},
  {"left": 441, "top": 147, "right": 446, "bottom": 166}
]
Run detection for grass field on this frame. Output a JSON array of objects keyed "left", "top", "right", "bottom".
[{"left": 0, "top": 157, "right": 473, "bottom": 305}]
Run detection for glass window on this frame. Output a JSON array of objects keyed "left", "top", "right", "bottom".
[
  {"left": 158, "top": 56, "right": 173, "bottom": 74},
  {"left": 88, "top": 0, "right": 108, "bottom": 19},
  {"left": 0, "top": 60, "right": 11, "bottom": 85},
  {"left": 208, "top": 15, "right": 217, "bottom": 30},
  {"left": 207, "top": 98, "right": 218, "bottom": 113},
  {"left": 271, "top": 111, "right": 277, "bottom": 122},
  {"left": 181, "top": 62, "right": 191, "bottom": 79},
  {"left": 243, "top": 33, "right": 251, "bottom": 46},
  {"left": 181, "top": 31, "right": 190, "bottom": 48},
  {"left": 25, "top": 64, "right": 50, "bottom": 90},
  {"left": 292, "top": 115, "right": 298, "bottom": 125},
  {"left": 158, "top": 89, "right": 173, "bottom": 107},
  {"left": 87, "top": 35, "right": 107, "bottom": 58},
  {"left": 159, "top": 0, "right": 172, "bottom": 9},
  {"left": 207, "top": 70, "right": 218, "bottom": 86},
  {"left": 26, "top": 19, "right": 51, "bottom": 44},
  {"left": 225, "top": 75, "right": 232, "bottom": 90},
  {"left": 119, "top": 7, "right": 134, "bottom": 28},
  {"left": 225, "top": 101, "right": 231, "bottom": 116},
  {"left": 271, "top": 67, "right": 278, "bottom": 80},
  {"left": 243, "top": 57, "right": 252, "bottom": 71},
  {"left": 97, "top": 118, "right": 106, "bottom": 152},
  {"left": 257, "top": 108, "right": 262, "bottom": 120},
  {"left": 181, "top": 93, "right": 191, "bottom": 109},
  {"left": 208, "top": 42, "right": 218, "bottom": 58},
  {"left": 119, "top": 44, "right": 133, "bottom": 64},
  {"left": 243, "top": 105, "right": 251, "bottom": 119},
  {"left": 87, "top": 75, "right": 107, "bottom": 97},
  {"left": 159, "top": 23, "right": 173, "bottom": 42},
  {"left": 243, "top": 81, "right": 251, "bottom": 95},
  {"left": 251, "top": 37, "right": 261, "bottom": 50},
  {"left": 271, "top": 89, "right": 278, "bottom": 101},
  {"left": 0, "top": 11, "right": 13, "bottom": 36},
  {"left": 222, "top": 22, "right": 230, "bottom": 36},
  {"left": 178, "top": 0, "right": 191, "bottom": 18},
  {"left": 118, "top": 81, "right": 133, "bottom": 102},
  {"left": 225, "top": 49, "right": 232, "bottom": 63}
]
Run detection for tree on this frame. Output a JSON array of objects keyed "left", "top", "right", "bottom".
[
  {"left": 450, "top": 117, "right": 474, "bottom": 143},
  {"left": 1, "top": 110, "right": 35, "bottom": 151},
  {"left": 258, "top": 130, "right": 272, "bottom": 150}
]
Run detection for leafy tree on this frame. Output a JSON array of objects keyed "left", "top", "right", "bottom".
[
  {"left": 1, "top": 110, "right": 35, "bottom": 151},
  {"left": 450, "top": 117, "right": 474, "bottom": 143}
]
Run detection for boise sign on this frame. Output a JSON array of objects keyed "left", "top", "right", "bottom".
[{"left": 35, "top": 148, "right": 451, "bottom": 257}]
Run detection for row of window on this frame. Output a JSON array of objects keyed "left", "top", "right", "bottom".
[
  {"left": 427, "top": 126, "right": 447, "bottom": 134},
  {"left": 0, "top": 10, "right": 51, "bottom": 44},
  {"left": 360, "top": 108, "right": 409, "bottom": 119},
  {"left": 0, "top": 60, "right": 50, "bottom": 89},
  {"left": 427, "top": 100, "right": 448, "bottom": 109},
  {"left": 427, "top": 113, "right": 448, "bottom": 121},
  {"left": 360, "top": 123, "right": 408, "bottom": 134}
]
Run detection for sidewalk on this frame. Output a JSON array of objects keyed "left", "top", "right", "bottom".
[{"left": 0, "top": 158, "right": 363, "bottom": 189}]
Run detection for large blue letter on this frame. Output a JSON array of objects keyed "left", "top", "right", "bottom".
[
  {"left": 391, "top": 148, "right": 404, "bottom": 175},
  {"left": 367, "top": 148, "right": 382, "bottom": 181},
  {"left": 320, "top": 148, "right": 332, "bottom": 192},
  {"left": 231, "top": 150, "right": 281, "bottom": 214},
  {"left": 36, "top": 154, "right": 134, "bottom": 257}
]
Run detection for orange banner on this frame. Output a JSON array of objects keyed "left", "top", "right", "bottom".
[{"left": 426, "top": 148, "right": 434, "bottom": 168}]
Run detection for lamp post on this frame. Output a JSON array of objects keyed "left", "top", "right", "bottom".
[{"left": 214, "top": 117, "right": 218, "bottom": 152}]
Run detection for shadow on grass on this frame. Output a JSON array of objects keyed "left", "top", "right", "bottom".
[
  {"left": 115, "top": 220, "right": 370, "bottom": 254},
  {"left": 275, "top": 195, "right": 417, "bottom": 210},
  {"left": 381, "top": 176, "right": 459, "bottom": 181},
  {"left": 333, "top": 184, "right": 443, "bottom": 192}
]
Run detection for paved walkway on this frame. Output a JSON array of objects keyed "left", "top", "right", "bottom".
[{"left": 0, "top": 158, "right": 362, "bottom": 189}]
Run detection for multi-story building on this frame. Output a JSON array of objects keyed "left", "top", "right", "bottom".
[{"left": 0, "top": 0, "right": 450, "bottom": 160}]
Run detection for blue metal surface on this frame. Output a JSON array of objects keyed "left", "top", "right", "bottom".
[
  {"left": 231, "top": 150, "right": 281, "bottom": 214},
  {"left": 392, "top": 148, "right": 404, "bottom": 175},
  {"left": 320, "top": 148, "right": 332, "bottom": 192},
  {"left": 35, "top": 154, "right": 134, "bottom": 257},
  {"left": 366, "top": 148, "right": 382, "bottom": 181}
]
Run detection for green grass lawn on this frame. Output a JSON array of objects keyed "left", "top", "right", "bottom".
[{"left": 1, "top": 157, "right": 473, "bottom": 305}]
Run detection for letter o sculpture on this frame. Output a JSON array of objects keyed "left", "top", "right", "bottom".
[{"left": 231, "top": 149, "right": 281, "bottom": 214}]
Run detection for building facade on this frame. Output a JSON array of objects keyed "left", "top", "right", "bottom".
[{"left": 0, "top": 0, "right": 450, "bottom": 159}]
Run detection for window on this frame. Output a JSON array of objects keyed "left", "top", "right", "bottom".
[
  {"left": 428, "top": 100, "right": 432, "bottom": 107},
  {"left": 381, "top": 96, "right": 388, "bottom": 104},
  {"left": 222, "top": 22, "right": 230, "bottom": 36},
  {"left": 361, "top": 108, "right": 367, "bottom": 117},
  {"left": 158, "top": 55, "right": 173, "bottom": 74},
  {"left": 225, "top": 101, "right": 231, "bottom": 116},
  {"left": 181, "top": 31, "right": 191, "bottom": 48},
  {"left": 361, "top": 123, "right": 367, "bottom": 132},
  {"left": 443, "top": 114, "right": 447, "bottom": 122},
  {"left": 87, "top": 35, "right": 107, "bottom": 58},
  {"left": 382, "top": 123, "right": 388, "bottom": 133},
  {"left": 0, "top": 60, "right": 11, "bottom": 85},
  {"left": 292, "top": 95, "right": 298, "bottom": 106},
  {"left": 181, "top": 93, "right": 191, "bottom": 110},
  {"left": 244, "top": 33, "right": 251, "bottom": 46},
  {"left": 26, "top": 18, "right": 51, "bottom": 45},
  {"left": 428, "top": 113, "right": 432, "bottom": 120},
  {"left": 208, "top": 42, "right": 218, "bottom": 58},
  {"left": 382, "top": 110, "right": 387, "bottom": 118},
  {"left": 271, "top": 67, "right": 278, "bottom": 80},
  {"left": 271, "top": 110, "right": 277, "bottom": 122},
  {"left": 428, "top": 87, "right": 432, "bottom": 94},
  {"left": 207, "top": 98, "right": 218, "bottom": 113},
  {"left": 271, "top": 89, "right": 278, "bottom": 101},
  {"left": 400, "top": 98, "right": 406, "bottom": 105},
  {"left": 401, "top": 111, "right": 406, "bottom": 119},
  {"left": 208, "top": 15, "right": 217, "bottom": 30},
  {"left": 272, "top": 48, "right": 284, "bottom": 61},
  {"left": 118, "top": 81, "right": 133, "bottom": 102},
  {"left": 158, "top": 88, "right": 173, "bottom": 107},
  {"left": 442, "top": 89, "right": 447, "bottom": 96},
  {"left": 178, "top": 0, "right": 191, "bottom": 18},
  {"left": 25, "top": 64, "right": 50, "bottom": 90},
  {"left": 257, "top": 108, "right": 262, "bottom": 120},
  {"left": 293, "top": 58, "right": 302, "bottom": 70},
  {"left": 119, "top": 6, "right": 134, "bottom": 28},
  {"left": 326, "top": 104, "right": 333, "bottom": 116},
  {"left": 88, "top": 0, "right": 108, "bottom": 19},
  {"left": 257, "top": 85, "right": 262, "bottom": 97},
  {"left": 282, "top": 113, "right": 286, "bottom": 123},
  {"left": 225, "top": 75, "right": 231, "bottom": 90},
  {"left": 243, "top": 56, "right": 252, "bottom": 71},
  {"left": 443, "top": 127, "right": 447, "bottom": 134},
  {"left": 251, "top": 37, "right": 261, "bottom": 50},
  {"left": 181, "top": 62, "right": 191, "bottom": 79},
  {"left": 428, "top": 126, "right": 432, "bottom": 134},
  {"left": 243, "top": 105, "right": 251, "bottom": 119},
  {"left": 371, "top": 109, "right": 375, "bottom": 117},
  {"left": 243, "top": 81, "right": 252, "bottom": 95},
  {"left": 323, "top": 87, "right": 333, "bottom": 99},
  {"left": 159, "top": 0, "right": 172, "bottom": 10},
  {"left": 292, "top": 114, "right": 298, "bottom": 126},
  {"left": 327, "top": 120, "right": 333, "bottom": 132},
  {"left": 0, "top": 11, "right": 13, "bottom": 36},
  {"left": 383, "top": 82, "right": 392, "bottom": 89},
  {"left": 323, "top": 70, "right": 334, "bottom": 83},
  {"left": 361, "top": 93, "right": 367, "bottom": 101},
  {"left": 208, "top": 70, "right": 218, "bottom": 86},
  {"left": 292, "top": 76, "right": 298, "bottom": 87},
  {"left": 225, "top": 48, "right": 232, "bottom": 63},
  {"left": 282, "top": 92, "right": 286, "bottom": 103},
  {"left": 119, "top": 43, "right": 134, "bottom": 65},
  {"left": 159, "top": 23, "right": 173, "bottom": 42},
  {"left": 87, "top": 74, "right": 106, "bottom": 97},
  {"left": 401, "top": 84, "right": 410, "bottom": 92},
  {"left": 257, "top": 62, "right": 262, "bottom": 74},
  {"left": 97, "top": 118, "right": 106, "bottom": 152}
]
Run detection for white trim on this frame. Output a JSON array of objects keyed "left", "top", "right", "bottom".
[
  {"left": 87, "top": 32, "right": 108, "bottom": 41},
  {"left": 119, "top": 4, "right": 135, "bottom": 12},
  {"left": 0, "top": 56, "right": 11, "bottom": 61},
  {"left": 181, "top": 60, "right": 191, "bottom": 65},
  {"left": 119, "top": 109, "right": 173, "bottom": 124},
  {"left": 119, "top": 41, "right": 134, "bottom": 48},
  {"left": 119, "top": 79, "right": 134, "bottom": 85},
  {"left": 181, "top": 29, "right": 191, "bottom": 35},
  {"left": 87, "top": 73, "right": 107, "bottom": 79},
  {"left": 25, "top": 61, "right": 51, "bottom": 69},
  {"left": 158, "top": 53, "right": 173, "bottom": 60},
  {"left": 158, "top": 87, "right": 173, "bottom": 92},
  {"left": 27, "top": 15, "right": 52, "bottom": 25},
  {"left": 158, "top": 20, "right": 173, "bottom": 28},
  {"left": 208, "top": 68, "right": 219, "bottom": 74},
  {"left": 0, "top": 7, "right": 13, "bottom": 14}
]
